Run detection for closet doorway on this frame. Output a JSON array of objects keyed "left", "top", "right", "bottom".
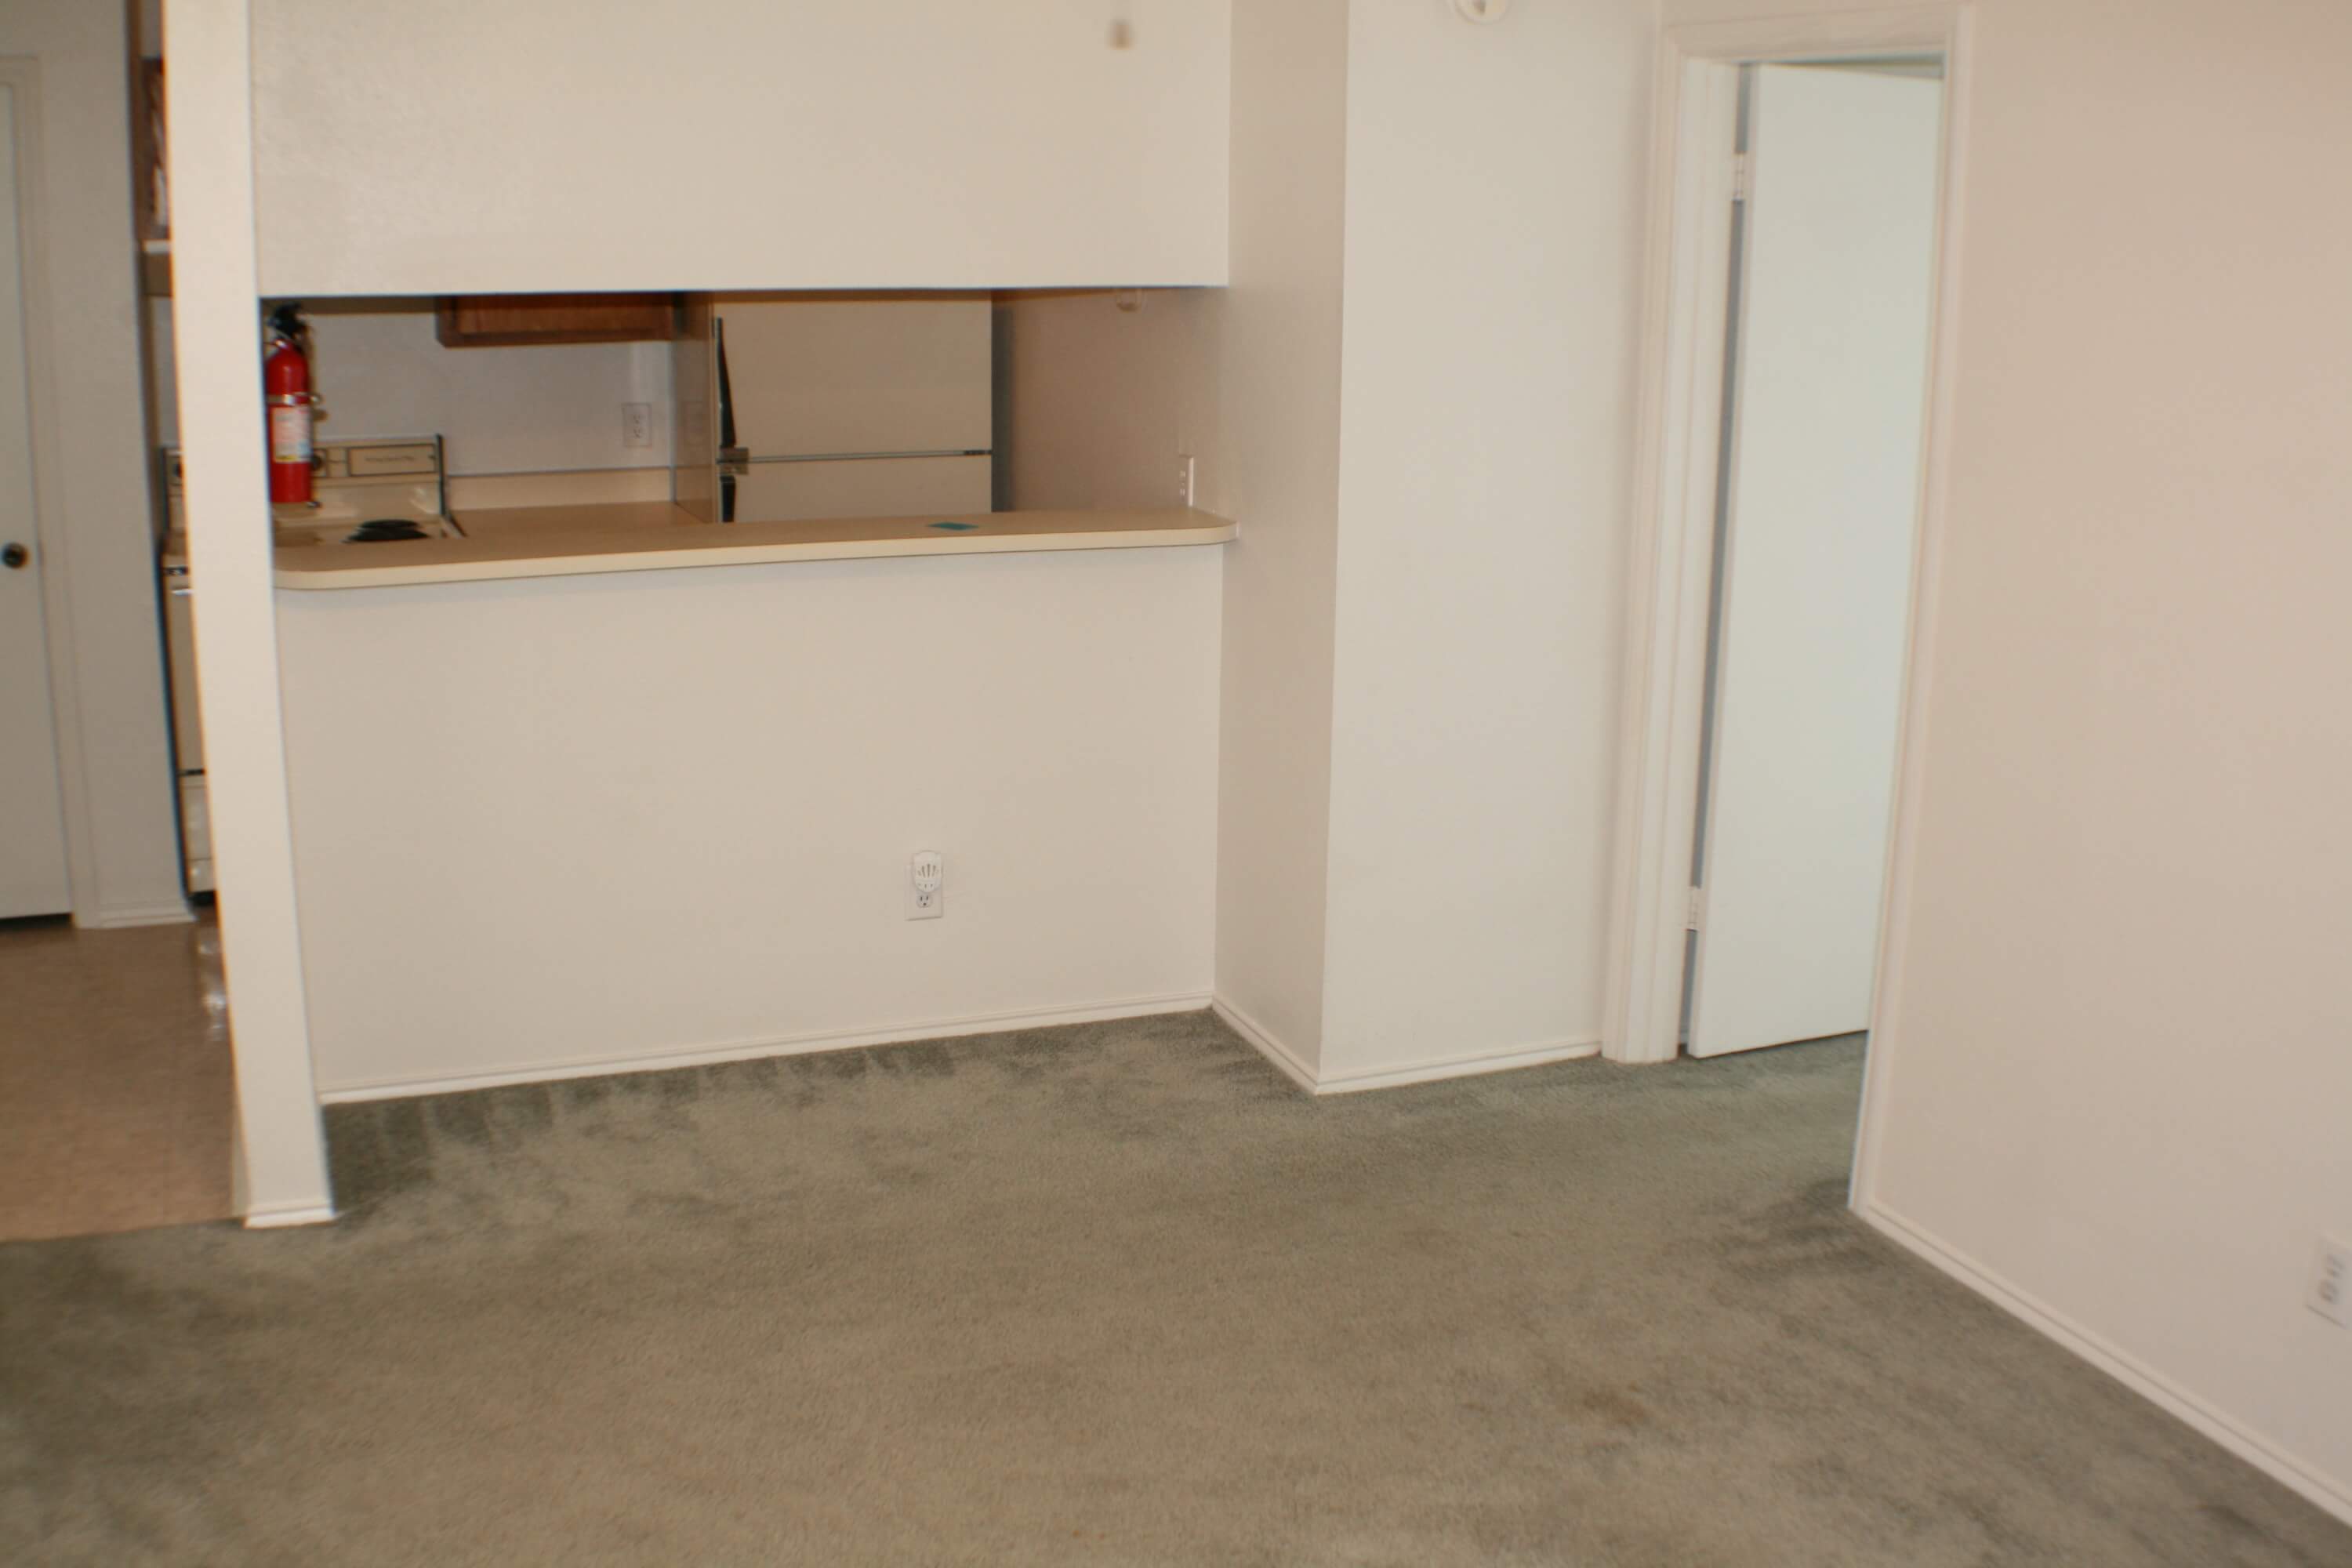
[{"left": 1606, "top": 9, "right": 1968, "bottom": 1098}]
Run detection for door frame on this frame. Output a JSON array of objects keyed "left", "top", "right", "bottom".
[
  {"left": 1600, "top": 4, "right": 1974, "bottom": 1188},
  {"left": 0, "top": 59, "right": 92, "bottom": 920}
]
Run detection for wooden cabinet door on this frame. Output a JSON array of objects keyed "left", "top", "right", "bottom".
[{"left": 435, "top": 294, "right": 678, "bottom": 347}]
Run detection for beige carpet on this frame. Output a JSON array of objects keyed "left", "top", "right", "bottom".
[
  {"left": 0, "top": 913, "right": 235, "bottom": 1243},
  {"left": 4, "top": 1015, "right": 2346, "bottom": 1565}
]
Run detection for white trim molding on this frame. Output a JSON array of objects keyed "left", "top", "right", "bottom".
[
  {"left": 1316, "top": 1038, "right": 1601, "bottom": 1096},
  {"left": 1209, "top": 996, "right": 1319, "bottom": 1092},
  {"left": 76, "top": 900, "right": 198, "bottom": 930},
  {"left": 166, "top": 0, "right": 335, "bottom": 1221},
  {"left": 241, "top": 1202, "right": 337, "bottom": 1231},
  {"left": 1602, "top": 5, "right": 1975, "bottom": 1078},
  {"left": 1599, "top": 42, "right": 1745, "bottom": 1069},
  {"left": 1213, "top": 996, "right": 1598, "bottom": 1096},
  {"left": 315, "top": 993, "right": 1215, "bottom": 1103},
  {"left": 1863, "top": 1201, "right": 2352, "bottom": 1526}
]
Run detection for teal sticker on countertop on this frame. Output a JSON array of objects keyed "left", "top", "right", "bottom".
[{"left": 930, "top": 521, "right": 979, "bottom": 532}]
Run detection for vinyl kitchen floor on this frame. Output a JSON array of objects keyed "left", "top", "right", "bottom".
[{"left": 0, "top": 911, "right": 235, "bottom": 1244}]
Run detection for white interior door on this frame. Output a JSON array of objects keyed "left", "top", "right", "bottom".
[
  {"left": 0, "top": 84, "right": 74, "bottom": 918},
  {"left": 1687, "top": 65, "right": 1941, "bottom": 1058}
]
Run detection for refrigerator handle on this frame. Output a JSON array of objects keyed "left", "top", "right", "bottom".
[{"left": 714, "top": 314, "right": 746, "bottom": 523}]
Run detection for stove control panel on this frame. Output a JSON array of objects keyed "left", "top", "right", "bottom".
[
  {"left": 339, "top": 441, "right": 439, "bottom": 479},
  {"left": 164, "top": 435, "right": 445, "bottom": 495}
]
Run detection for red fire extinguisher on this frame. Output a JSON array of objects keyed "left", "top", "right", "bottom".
[{"left": 264, "top": 306, "right": 318, "bottom": 505}]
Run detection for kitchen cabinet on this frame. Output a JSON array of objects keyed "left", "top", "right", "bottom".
[
  {"left": 249, "top": 3, "right": 1229, "bottom": 296},
  {"left": 435, "top": 293, "right": 679, "bottom": 348}
]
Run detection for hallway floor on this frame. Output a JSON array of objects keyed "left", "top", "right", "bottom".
[
  {"left": 0, "top": 911, "right": 234, "bottom": 1244},
  {"left": 3, "top": 1016, "right": 2343, "bottom": 1565}
]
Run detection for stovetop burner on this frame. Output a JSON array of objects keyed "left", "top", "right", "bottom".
[{"left": 347, "top": 519, "right": 430, "bottom": 543}]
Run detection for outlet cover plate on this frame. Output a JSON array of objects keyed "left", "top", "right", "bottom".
[
  {"left": 907, "top": 850, "right": 943, "bottom": 920},
  {"left": 2310, "top": 1237, "right": 2350, "bottom": 1326}
]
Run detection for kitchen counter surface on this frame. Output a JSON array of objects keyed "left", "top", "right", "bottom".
[{"left": 273, "top": 503, "right": 1237, "bottom": 590}]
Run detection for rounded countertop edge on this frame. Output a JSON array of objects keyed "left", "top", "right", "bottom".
[{"left": 273, "top": 509, "right": 1239, "bottom": 591}]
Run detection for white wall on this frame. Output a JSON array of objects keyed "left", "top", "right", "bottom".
[
  {"left": 1317, "top": 0, "right": 1650, "bottom": 1080},
  {"left": 148, "top": 299, "right": 672, "bottom": 477},
  {"left": 301, "top": 304, "right": 674, "bottom": 475},
  {"left": 278, "top": 549, "right": 1222, "bottom": 1097},
  {"left": 1205, "top": 0, "right": 1351, "bottom": 1076},
  {"left": 0, "top": 0, "right": 187, "bottom": 925},
  {"left": 249, "top": 1, "right": 1231, "bottom": 296},
  {"left": 1853, "top": 0, "right": 2349, "bottom": 1514},
  {"left": 1646, "top": 0, "right": 2352, "bottom": 1519},
  {"left": 1033, "top": 2, "right": 1650, "bottom": 1086}
]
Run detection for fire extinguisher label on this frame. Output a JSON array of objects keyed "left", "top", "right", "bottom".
[{"left": 270, "top": 405, "right": 312, "bottom": 463}]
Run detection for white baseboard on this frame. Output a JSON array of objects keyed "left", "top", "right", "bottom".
[
  {"left": 75, "top": 900, "right": 194, "bottom": 930},
  {"left": 315, "top": 991, "right": 1214, "bottom": 1103},
  {"left": 1316, "top": 1036, "right": 1602, "bottom": 1094},
  {"left": 1209, "top": 996, "right": 1319, "bottom": 1091},
  {"left": 242, "top": 1202, "right": 336, "bottom": 1230},
  {"left": 1210, "top": 996, "right": 1600, "bottom": 1095},
  {"left": 1859, "top": 1200, "right": 2352, "bottom": 1527}
]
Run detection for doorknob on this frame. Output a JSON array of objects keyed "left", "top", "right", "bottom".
[{"left": 1, "top": 543, "right": 27, "bottom": 569}]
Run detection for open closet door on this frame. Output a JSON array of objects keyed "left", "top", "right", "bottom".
[{"left": 1687, "top": 65, "right": 1941, "bottom": 1058}]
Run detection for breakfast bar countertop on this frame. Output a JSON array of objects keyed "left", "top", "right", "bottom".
[{"left": 272, "top": 504, "right": 1239, "bottom": 590}]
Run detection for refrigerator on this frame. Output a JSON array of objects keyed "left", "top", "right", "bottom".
[{"left": 681, "top": 296, "right": 993, "bottom": 524}]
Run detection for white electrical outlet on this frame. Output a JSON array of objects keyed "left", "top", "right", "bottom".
[
  {"left": 2309, "top": 1236, "right": 2350, "bottom": 1326},
  {"left": 907, "top": 850, "right": 944, "bottom": 920},
  {"left": 1178, "top": 453, "right": 1197, "bottom": 507},
  {"left": 622, "top": 402, "right": 654, "bottom": 448}
]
